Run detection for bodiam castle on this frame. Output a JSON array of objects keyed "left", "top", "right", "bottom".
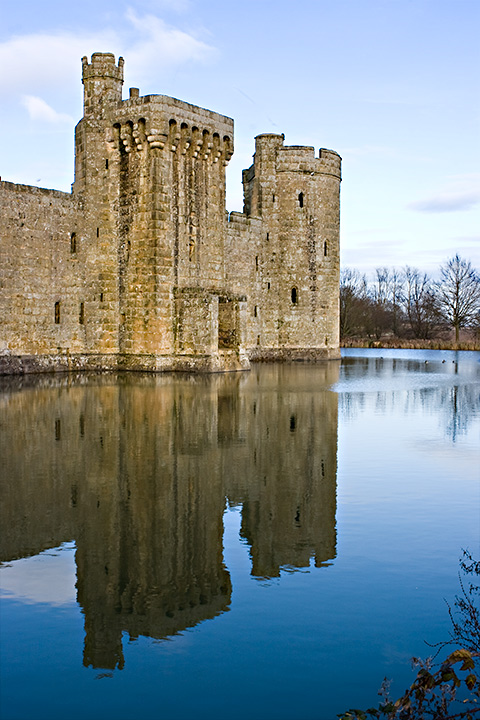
[{"left": 0, "top": 52, "right": 341, "bottom": 374}]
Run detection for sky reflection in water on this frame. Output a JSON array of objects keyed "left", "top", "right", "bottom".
[{"left": 1, "top": 349, "right": 479, "bottom": 720}]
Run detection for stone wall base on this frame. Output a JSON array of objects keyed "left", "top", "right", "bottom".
[
  {"left": 247, "top": 347, "right": 341, "bottom": 362},
  {"left": 0, "top": 351, "right": 250, "bottom": 376},
  {"left": 0, "top": 347, "right": 341, "bottom": 376}
]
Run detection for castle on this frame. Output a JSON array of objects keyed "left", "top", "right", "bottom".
[{"left": 0, "top": 53, "right": 341, "bottom": 375}]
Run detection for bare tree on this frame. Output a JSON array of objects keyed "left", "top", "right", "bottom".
[
  {"left": 435, "top": 254, "right": 480, "bottom": 342},
  {"left": 389, "top": 268, "right": 404, "bottom": 336},
  {"left": 340, "top": 268, "right": 369, "bottom": 337},
  {"left": 403, "top": 266, "right": 437, "bottom": 339}
]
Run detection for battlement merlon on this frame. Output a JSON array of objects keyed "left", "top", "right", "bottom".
[{"left": 82, "top": 53, "right": 124, "bottom": 114}]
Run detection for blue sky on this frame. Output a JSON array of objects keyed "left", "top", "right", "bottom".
[{"left": 1, "top": 0, "right": 479, "bottom": 276}]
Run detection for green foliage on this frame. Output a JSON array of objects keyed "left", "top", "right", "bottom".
[{"left": 338, "top": 552, "right": 480, "bottom": 719}]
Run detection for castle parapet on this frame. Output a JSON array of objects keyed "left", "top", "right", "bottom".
[{"left": 276, "top": 145, "right": 341, "bottom": 179}]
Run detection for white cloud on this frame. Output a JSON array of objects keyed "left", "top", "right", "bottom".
[
  {"left": 0, "top": 31, "right": 118, "bottom": 94},
  {"left": 0, "top": 11, "right": 216, "bottom": 96},
  {"left": 408, "top": 174, "right": 480, "bottom": 213},
  {"left": 22, "top": 95, "right": 74, "bottom": 124},
  {"left": 125, "top": 9, "right": 216, "bottom": 80},
  {"left": 409, "top": 192, "right": 480, "bottom": 213}
]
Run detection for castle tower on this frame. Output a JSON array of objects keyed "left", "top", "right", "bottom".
[
  {"left": 242, "top": 135, "right": 341, "bottom": 360},
  {"left": 81, "top": 53, "right": 124, "bottom": 115},
  {"left": 73, "top": 53, "right": 248, "bottom": 371}
]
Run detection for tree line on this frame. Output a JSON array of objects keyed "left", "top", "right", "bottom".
[{"left": 340, "top": 254, "right": 480, "bottom": 343}]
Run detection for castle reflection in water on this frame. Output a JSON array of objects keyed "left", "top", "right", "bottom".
[{"left": 0, "top": 363, "right": 339, "bottom": 670}]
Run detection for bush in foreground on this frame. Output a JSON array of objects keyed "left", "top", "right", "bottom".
[{"left": 338, "top": 551, "right": 480, "bottom": 719}]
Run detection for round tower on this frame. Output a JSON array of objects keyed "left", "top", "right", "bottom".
[{"left": 81, "top": 53, "right": 124, "bottom": 115}]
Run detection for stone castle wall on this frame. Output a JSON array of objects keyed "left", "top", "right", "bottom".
[
  {"left": 0, "top": 182, "right": 85, "bottom": 357},
  {"left": 0, "top": 52, "right": 341, "bottom": 375}
]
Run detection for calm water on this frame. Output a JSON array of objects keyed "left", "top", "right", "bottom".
[{"left": 1, "top": 349, "right": 479, "bottom": 720}]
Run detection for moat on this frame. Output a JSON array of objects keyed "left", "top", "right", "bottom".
[{"left": 1, "top": 349, "right": 479, "bottom": 720}]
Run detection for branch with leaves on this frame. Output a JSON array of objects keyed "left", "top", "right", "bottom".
[{"left": 338, "top": 551, "right": 480, "bottom": 720}]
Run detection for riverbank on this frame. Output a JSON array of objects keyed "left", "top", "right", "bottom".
[{"left": 341, "top": 337, "right": 480, "bottom": 351}]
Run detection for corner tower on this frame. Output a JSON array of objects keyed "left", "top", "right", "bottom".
[{"left": 242, "top": 135, "right": 341, "bottom": 360}]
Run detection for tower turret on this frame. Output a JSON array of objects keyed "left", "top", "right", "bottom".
[{"left": 81, "top": 53, "right": 124, "bottom": 115}]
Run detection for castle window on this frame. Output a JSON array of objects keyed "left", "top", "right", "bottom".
[
  {"left": 99, "top": 293, "right": 104, "bottom": 303},
  {"left": 79, "top": 302, "right": 85, "bottom": 325},
  {"left": 266, "top": 233, "right": 269, "bottom": 241},
  {"left": 291, "top": 287, "right": 298, "bottom": 304},
  {"left": 267, "top": 282, "right": 271, "bottom": 290},
  {"left": 70, "top": 232, "right": 77, "bottom": 254},
  {"left": 298, "top": 192, "right": 304, "bottom": 208},
  {"left": 272, "top": 194, "right": 275, "bottom": 203},
  {"left": 105, "top": 159, "right": 109, "bottom": 169},
  {"left": 96, "top": 228, "right": 100, "bottom": 238},
  {"left": 54, "top": 302, "right": 61, "bottom": 324},
  {"left": 255, "top": 256, "right": 259, "bottom": 270},
  {"left": 254, "top": 305, "right": 258, "bottom": 317},
  {"left": 324, "top": 241, "right": 328, "bottom": 256}
]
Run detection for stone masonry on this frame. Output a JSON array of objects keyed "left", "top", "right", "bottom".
[{"left": 0, "top": 53, "right": 341, "bottom": 374}]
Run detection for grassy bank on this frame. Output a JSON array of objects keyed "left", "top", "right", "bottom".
[{"left": 341, "top": 337, "right": 480, "bottom": 351}]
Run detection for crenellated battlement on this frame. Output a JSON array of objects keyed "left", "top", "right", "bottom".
[{"left": 105, "top": 93, "right": 234, "bottom": 163}]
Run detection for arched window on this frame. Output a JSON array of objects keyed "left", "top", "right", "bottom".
[
  {"left": 298, "top": 192, "right": 304, "bottom": 208},
  {"left": 291, "top": 287, "right": 298, "bottom": 304}
]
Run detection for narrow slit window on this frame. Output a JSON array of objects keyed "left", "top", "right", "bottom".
[
  {"left": 99, "top": 293, "right": 104, "bottom": 303},
  {"left": 79, "top": 302, "right": 85, "bottom": 325},
  {"left": 70, "top": 232, "right": 77, "bottom": 254},
  {"left": 254, "top": 305, "right": 258, "bottom": 317},
  {"left": 54, "top": 301, "right": 61, "bottom": 324},
  {"left": 324, "top": 241, "right": 328, "bottom": 256},
  {"left": 298, "top": 192, "right": 304, "bottom": 208},
  {"left": 105, "top": 159, "right": 109, "bottom": 169},
  {"left": 96, "top": 227, "right": 100, "bottom": 238},
  {"left": 255, "top": 256, "right": 259, "bottom": 270},
  {"left": 291, "top": 287, "right": 298, "bottom": 304}
]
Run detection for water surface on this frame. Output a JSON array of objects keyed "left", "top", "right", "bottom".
[{"left": 1, "top": 349, "right": 479, "bottom": 719}]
